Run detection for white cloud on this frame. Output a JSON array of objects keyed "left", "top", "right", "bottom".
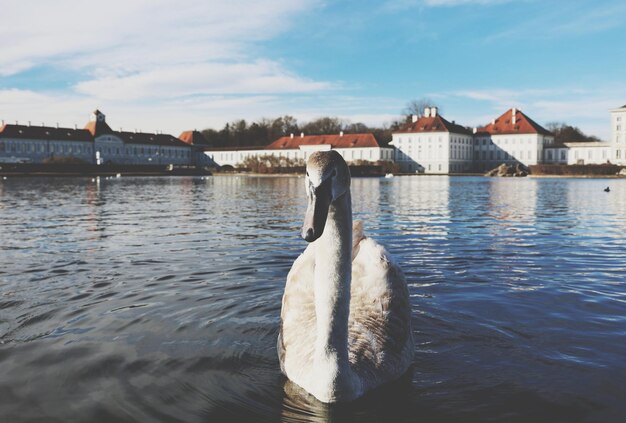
[
  {"left": 0, "top": 0, "right": 349, "bottom": 133},
  {"left": 382, "top": 0, "right": 511, "bottom": 11},
  {"left": 0, "top": 0, "right": 318, "bottom": 75},
  {"left": 447, "top": 86, "right": 626, "bottom": 139},
  {"left": 74, "top": 60, "right": 333, "bottom": 100},
  {"left": 424, "top": 0, "right": 510, "bottom": 5},
  {"left": 487, "top": 2, "right": 626, "bottom": 41},
  {"left": 0, "top": 1, "right": 334, "bottom": 104}
]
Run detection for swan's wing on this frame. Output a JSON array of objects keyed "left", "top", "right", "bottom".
[
  {"left": 278, "top": 243, "right": 317, "bottom": 376},
  {"left": 348, "top": 235, "right": 414, "bottom": 388}
]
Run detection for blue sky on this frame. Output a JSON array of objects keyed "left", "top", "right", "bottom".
[{"left": 1, "top": 0, "right": 625, "bottom": 139}]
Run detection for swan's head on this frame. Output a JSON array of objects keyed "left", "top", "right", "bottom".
[{"left": 301, "top": 150, "right": 350, "bottom": 242}]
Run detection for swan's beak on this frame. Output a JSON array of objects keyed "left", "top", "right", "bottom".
[{"left": 302, "top": 177, "right": 332, "bottom": 242}]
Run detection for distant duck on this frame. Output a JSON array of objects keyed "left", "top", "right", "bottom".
[
  {"left": 278, "top": 150, "right": 414, "bottom": 403},
  {"left": 384, "top": 173, "right": 394, "bottom": 178},
  {"left": 604, "top": 187, "right": 610, "bottom": 192}
]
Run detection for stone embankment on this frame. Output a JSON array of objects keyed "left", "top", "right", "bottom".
[{"left": 485, "top": 163, "right": 528, "bottom": 177}]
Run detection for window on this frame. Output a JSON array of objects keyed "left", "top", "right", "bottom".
[
  {"left": 0, "top": 141, "right": 4, "bottom": 152},
  {"left": 617, "top": 150, "right": 621, "bottom": 159},
  {"left": 560, "top": 151, "right": 566, "bottom": 160}
]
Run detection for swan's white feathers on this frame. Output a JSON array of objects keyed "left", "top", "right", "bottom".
[{"left": 279, "top": 222, "right": 413, "bottom": 394}]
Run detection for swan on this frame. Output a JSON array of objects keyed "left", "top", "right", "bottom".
[{"left": 278, "top": 150, "right": 414, "bottom": 403}]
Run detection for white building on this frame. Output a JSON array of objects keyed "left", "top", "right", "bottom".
[
  {"left": 474, "top": 108, "right": 554, "bottom": 171},
  {"left": 610, "top": 104, "right": 626, "bottom": 165},
  {"left": 85, "top": 110, "right": 191, "bottom": 165},
  {"left": 0, "top": 122, "right": 94, "bottom": 163},
  {"left": 0, "top": 110, "right": 199, "bottom": 166},
  {"left": 205, "top": 133, "right": 393, "bottom": 168},
  {"left": 390, "top": 107, "right": 474, "bottom": 174}
]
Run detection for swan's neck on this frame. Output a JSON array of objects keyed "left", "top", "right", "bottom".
[{"left": 314, "top": 190, "right": 352, "bottom": 370}]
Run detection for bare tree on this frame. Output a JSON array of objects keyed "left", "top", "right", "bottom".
[{"left": 402, "top": 98, "right": 441, "bottom": 118}]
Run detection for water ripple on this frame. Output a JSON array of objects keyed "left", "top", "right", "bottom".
[{"left": 0, "top": 175, "right": 625, "bottom": 421}]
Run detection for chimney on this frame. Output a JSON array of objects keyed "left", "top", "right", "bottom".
[
  {"left": 74, "top": 124, "right": 77, "bottom": 130},
  {"left": 1, "top": 119, "right": 4, "bottom": 126},
  {"left": 473, "top": 127, "right": 477, "bottom": 134},
  {"left": 424, "top": 108, "right": 431, "bottom": 118},
  {"left": 431, "top": 107, "right": 438, "bottom": 117},
  {"left": 340, "top": 131, "right": 344, "bottom": 137},
  {"left": 290, "top": 133, "right": 294, "bottom": 139},
  {"left": 491, "top": 119, "right": 495, "bottom": 125},
  {"left": 512, "top": 108, "right": 517, "bottom": 125},
  {"left": 411, "top": 114, "right": 418, "bottom": 123},
  {"left": 300, "top": 132, "right": 304, "bottom": 138},
  {"left": 28, "top": 121, "right": 31, "bottom": 126},
  {"left": 56, "top": 122, "right": 59, "bottom": 128}
]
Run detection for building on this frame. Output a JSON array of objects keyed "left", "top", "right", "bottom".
[
  {"left": 205, "top": 132, "right": 393, "bottom": 168},
  {"left": 85, "top": 110, "right": 192, "bottom": 165},
  {"left": 543, "top": 142, "right": 612, "bottom": 165},
  {"left": 178, "top": 130, "right": 213, "bottom": 166},
  {"left": 610, "top": 104, "right": 626, "bottom": 165},
  {"left": 473, "top": 108, "right": 554, "bottom": 171},
  {"left": 0, "top": 110, "right": 200, "bottom": 166},
  {"left": 390, "top": 107, "right": 474, "bottom": 174},
  {"left": 0, "top": 122, "right": 94, "bottom": 164}
]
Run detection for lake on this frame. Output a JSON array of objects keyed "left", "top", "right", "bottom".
[{"left": 1, "top": 175, "right": 625, "bottom": 422}]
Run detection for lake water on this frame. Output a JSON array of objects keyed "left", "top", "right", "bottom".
[{"left": 1, "top": 175, "right": 625, "bottom": 422}]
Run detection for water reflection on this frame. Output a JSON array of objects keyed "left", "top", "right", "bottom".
[{"left": 1, "top": 175, "right": 626, "bottom": 422}]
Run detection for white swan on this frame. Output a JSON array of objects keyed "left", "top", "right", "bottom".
[{"left": 278, "top": 150, "right": 414, "bottom": 403}]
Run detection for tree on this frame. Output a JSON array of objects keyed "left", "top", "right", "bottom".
[
  {"left": 545, "top": 122, "right": 601, "bottom": 144},
  {"left": 402, "top": 98, "right": 441, "bottom": 118},
  {"left": 345, "top": 122, "right": 369, "bottom": 133},
  {"left": 301, "top": 117, "right": 346, "bottom": 135},
  {"left": 269, "top": 115, "right": 299, "bottom": 141}
]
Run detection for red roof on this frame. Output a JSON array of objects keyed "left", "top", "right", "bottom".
[
  {"left": 178, "top": 130, "right": 210, "bottom": 146},
  {"left": 394, "top": 115, "right": 472, "bottom": 135},
  {"left": 266, "top": 133, "right": 380, "bottom": 149},
  {"left": 84, "top": 119, "right": 113, "bottom": 137},
  {"left": 0, "top": 124, "right": 93, "bottom": 142},
  {"left": 476, "top": 109, "right": 552, "bottom": 136}
]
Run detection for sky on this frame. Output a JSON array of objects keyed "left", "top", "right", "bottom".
[{"left": 1, "top": 0, "right": 625, "bottom": 139}]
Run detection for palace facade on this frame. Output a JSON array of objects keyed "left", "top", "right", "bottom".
[{"left": 0, "top": 110, "right": 208, "bottom": 166}]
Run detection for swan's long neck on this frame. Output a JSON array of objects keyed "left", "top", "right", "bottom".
[{"left": 313, "top": 190, "right": 352, "bottom": 369}]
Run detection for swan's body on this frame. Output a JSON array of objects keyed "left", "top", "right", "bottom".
[{"left": 278, "top": 151, "right": 414, "bottom": 403}]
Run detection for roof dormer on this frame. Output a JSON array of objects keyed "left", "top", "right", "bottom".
[{"left": 90, "top": 109, "right": 106, "bottom": 123}]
